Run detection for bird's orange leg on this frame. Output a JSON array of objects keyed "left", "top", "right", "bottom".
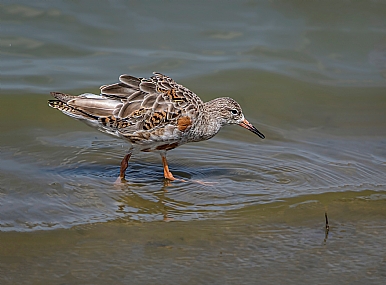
[
  {"left": 118, "top": 152, "right": 132, "bottom": 181},
  {"left": 160, "top": 153, "right": 176, "bottom": 181}
]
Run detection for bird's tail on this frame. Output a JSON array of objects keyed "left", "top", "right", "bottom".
[{"left": 48, "top": 92, "right": 99, "bottom": 121}]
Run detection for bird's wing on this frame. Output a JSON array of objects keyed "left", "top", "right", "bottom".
[{"left": 49, "top": 73, "right": 203, "bottom": 144}]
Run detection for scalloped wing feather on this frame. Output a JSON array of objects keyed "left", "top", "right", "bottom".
[{"left": 49, "top": 73, "right": 203, "bottom": 146}]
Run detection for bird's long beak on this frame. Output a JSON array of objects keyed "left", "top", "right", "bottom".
[{"left": 239, "top": 119, "right": 265, "bottom": 139}]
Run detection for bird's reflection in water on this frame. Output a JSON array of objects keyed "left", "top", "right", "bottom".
[{"left": 113, "top": 181, "right": 178, "bottom": 222}]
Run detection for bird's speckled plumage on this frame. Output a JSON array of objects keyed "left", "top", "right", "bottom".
[{"left": 49, "top": 72, "right": 265, "bottom": 181}]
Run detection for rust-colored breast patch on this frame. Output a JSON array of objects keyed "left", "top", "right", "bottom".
[
  {"left": 155, "top": 142, "right": 179, "bottom": 151},
  {"left": 177, "top": 116, "right": 191, "bottom": 132}
]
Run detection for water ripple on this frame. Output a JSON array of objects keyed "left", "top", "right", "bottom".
[{"left": 1, "top": 126, "right": 385, "bottom": 231}]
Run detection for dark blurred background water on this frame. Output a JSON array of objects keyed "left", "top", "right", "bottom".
[{"left": 1, "top": 1, "right": 386, "bottom": 284}]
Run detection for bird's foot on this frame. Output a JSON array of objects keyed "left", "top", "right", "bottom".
[
  {"left": 114, "top": 176, "right": 128, "bottom": 185},
  {"left": 163, "top": 176, "right": 188, "bottom": 186},
  {"left": 163, "top": 177, "right": 215, "bottom": 186},
  {"left": 191, "top": 180, "right": 218, "bottom": 186}
]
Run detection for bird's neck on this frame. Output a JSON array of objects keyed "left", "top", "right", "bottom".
[{"left": 191, "top": 100, "right": 224, "bottom": 141}]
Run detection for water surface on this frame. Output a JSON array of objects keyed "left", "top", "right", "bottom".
[{"left": 1, "top": 1, "right": 386, "bottom": 284}]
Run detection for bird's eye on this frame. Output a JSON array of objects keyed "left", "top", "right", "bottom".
[{"left": 230, "top": 109, "right": 238, "bottom": 115}]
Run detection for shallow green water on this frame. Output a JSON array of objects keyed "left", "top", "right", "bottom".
[{"left": 1, "top": 1, "right": 386, "bottom": 284}]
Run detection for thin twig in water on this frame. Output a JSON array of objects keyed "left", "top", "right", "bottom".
[{"left": 324, "top": 212, "right": 330, "bottom": 243}]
